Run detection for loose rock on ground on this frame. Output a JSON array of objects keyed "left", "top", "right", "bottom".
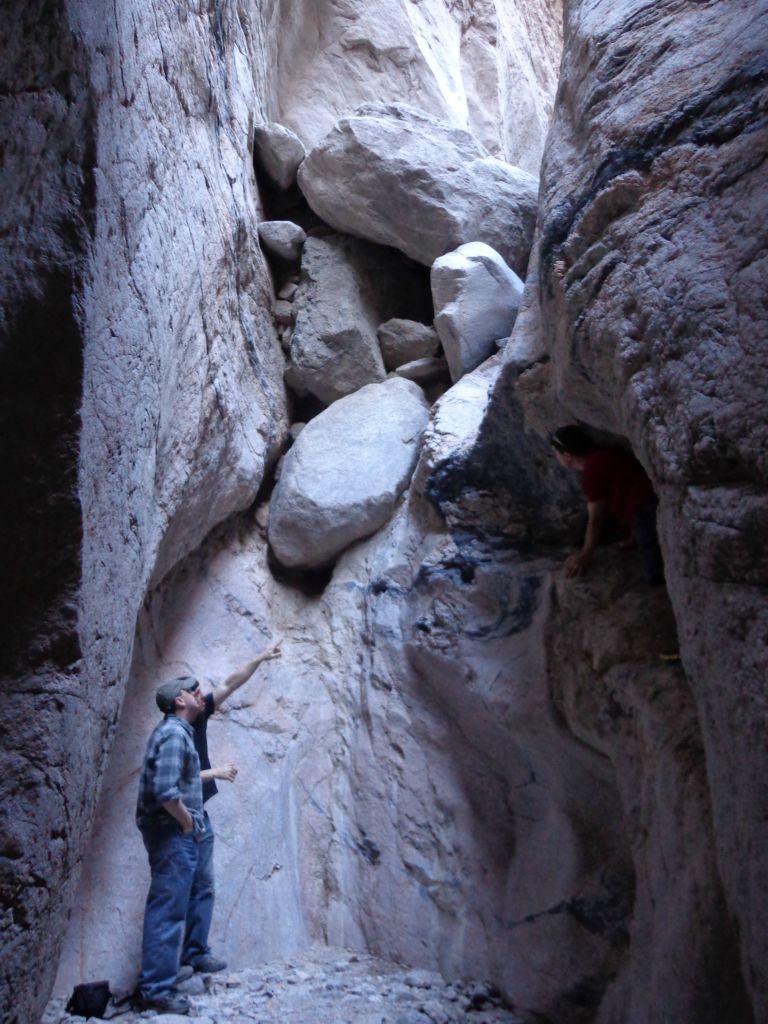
[{"left": 43, "top": 948, "right": 525, "bottom": 1024}]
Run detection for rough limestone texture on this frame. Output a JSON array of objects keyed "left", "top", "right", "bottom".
[
  {"left": 289, "top": 234, "right": 431, "bottom": 405},
  {"left": 0, "top": 4, "right": 286, "bottom": 1023},
  {"left": 432, "top": 243, "right": 524, "bottom": 382},
  {"left": 298, "top": 105, "right": 539, "bottom": 275},
  {"left": 258, "top": 220, "right": 307, "bottom": 262},
  {"left": 479, "top": 0, "right": 768, "bottom": 1019},
  {"left": 268, "top": 378, "right": 430, "bottom": 568},
  {"left": 253, "top": 121, "right": 306, "bottom": 190},
  {"left": 265, "top": 0, "right": 563, "bottom": 175},
  {"left": 378, "top": 318, "right": 439, "bottom": 371}
]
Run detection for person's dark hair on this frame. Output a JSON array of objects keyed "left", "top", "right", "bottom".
[{"left": 551, "top": 425, "right": 594, "bottom": 457}]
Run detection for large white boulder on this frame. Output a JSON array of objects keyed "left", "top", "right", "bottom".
[
  {"left": 289, "top": 234, "right": 429, "bottom": 405},
  {"left": 432, "top": 242, "right": 524, "bottom": 382},
  {"left": 298, "top": 105, "right": 539, "bottom": 275},
  {"left": 268, "top": 378, "right": 429, "bottom": 568}
]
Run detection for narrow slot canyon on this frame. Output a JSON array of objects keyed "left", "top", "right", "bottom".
[{"left": 1, "top": 2, "right": 766, "bottom": 1024}]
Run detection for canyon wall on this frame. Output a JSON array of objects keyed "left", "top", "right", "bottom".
[
  {"left": 1, "top": 2, "right": 286, "bottom": 1021},
  {"left": 2, "top": 1, "right": 767, "bottom": 1024},
  {"left": 481, "top": 0, "right": 768, "bottom": 1017}
]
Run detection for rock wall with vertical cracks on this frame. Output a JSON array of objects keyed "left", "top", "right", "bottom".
[
  {"left": 480, "top": 0, "right": 768, "bottom": 1019},
  {"left": 1, "top": 2, "right": 287, "bottom": 1022}
]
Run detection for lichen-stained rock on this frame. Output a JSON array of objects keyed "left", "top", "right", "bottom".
[
  {"left": 432, "top": 243, "right": 524, "bottom": 382},
  {"left": 258, "top": 220, "right": 307, "bottom": 262},
  {"left": 298, "top": 105, "right": 539, "bottom": 274},
  {"left": 488, "top": 0, "right": 768, "bottom": 1017},
  {"left": 269, "top": 0, "right": 563, "bottom": 175},
  {"left": 289, "top": 234, "right": 430, "bottom": 405},
  {"left": 253, "top": 121, "right": 306, "bottom": 190},
  {"left": 268, "top": 378, "right": 429, "bottom": 568},
  {"left": 377, "top": 318, "right": 439, "bottom": 371}
]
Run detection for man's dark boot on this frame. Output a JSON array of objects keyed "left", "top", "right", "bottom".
[
  {"left": 134, "top": 992, "right": 191, "bottom": 1014},
  {"left": 191, "top": 954, "right": 227, "bottom": 973}
]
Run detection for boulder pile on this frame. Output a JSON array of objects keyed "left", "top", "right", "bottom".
[{"left": 254, "top": 105, "right": 538, "bottom": 570}]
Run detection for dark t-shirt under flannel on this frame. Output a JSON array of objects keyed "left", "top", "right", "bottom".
[
  {"left": 194, "top": 691, "right": 218, "bottom": 804},
  {"left": 136, "top": 715, "right": 204, "bottom": 833}
]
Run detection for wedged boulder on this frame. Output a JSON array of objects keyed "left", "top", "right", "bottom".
[
  {"left": 378, "top": 318, "right": 439, "bottom": 370},
  {"left": 432, "top": 242, "right": 524, "bottom": 382},
  {"left": 298, "top": 104, "right": 539, "bottom": 274},
  {"left": 289, "top": 234, "right": 430, "bottom": 405},
  {"left": 258, "top": 220, "right": 306, "bottom": 261},
  {"left": 253, "top": 122, "right": 306, "bottom": 190},
  {"left": 272, "top": 0, "right": 562, "bottom": 174},
  {"left": 268, "top": 378, "right": 429, "bottom": 568},
  {"left": 394, "top": 356, "right": 448, "bottom": 384}
]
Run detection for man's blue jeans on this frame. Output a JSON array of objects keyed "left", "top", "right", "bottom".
[
  {"left": 182, "top": 810, "right": 214, "bottom": 966},
  {"left": 138, "top": 826, "right": 198, "bottom": 1000}
]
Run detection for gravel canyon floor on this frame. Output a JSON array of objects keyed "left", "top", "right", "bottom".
[{"left": 44, "top": 947, "right": 526, "bottom": 1024}]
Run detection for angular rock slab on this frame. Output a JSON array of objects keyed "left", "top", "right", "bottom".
[
  {"left": 289, "top": 233, "right": 429, "bottom": 405},
  {"left": 378, "top": 318, "right": 439, "bottom": 370},
  {"left": 432, "top": 242, "right": 524, "bottom": 382},
  {"left": 268, "top": 378, "right": 429, "bottom": 568},
  {"left": 298, "top": 104, "right": 539, "bottom": 275},
  {"left": 253, "top": 121, "right": 306, "bottom": 190}
]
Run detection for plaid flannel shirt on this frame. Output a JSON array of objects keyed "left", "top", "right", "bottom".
[{"left": 136, "top": 715, "right": 204, "bottom": 834}]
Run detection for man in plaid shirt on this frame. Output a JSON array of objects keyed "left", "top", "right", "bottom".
[{"left": 134, "top": 677, "right": 206, "bottom": 1015}]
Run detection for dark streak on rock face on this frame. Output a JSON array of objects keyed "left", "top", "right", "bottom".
[
  {"left": 540, "top": 55, "right": 768, "bottom": 271},
  {"left": 0, "top": 275, "right": 84, "bottom": 675},
  {"left": 0, "top": 4, "right": 94, "bottom": 1023}
]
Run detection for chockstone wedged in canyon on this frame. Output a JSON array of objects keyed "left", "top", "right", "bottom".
[{"left": 1, "top": 1, "right": 767, "bottom": 1024}]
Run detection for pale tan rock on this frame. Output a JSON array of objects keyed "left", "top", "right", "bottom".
[
  {"left": 378, "top": 318, "right": 439, "bottom": 371},
  {"left": 270, "top": 0, "right": 562, "bottom": 174},
  {"left": 298, "top": 105, "right": 539, "bottom": 274},
  {"left": 253, "top": 121, "right": 306, "bottom": 190}
]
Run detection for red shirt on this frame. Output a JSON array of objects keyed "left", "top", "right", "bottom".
[{"left": 582, "top": 448, "right": 654, "bottom": 526}]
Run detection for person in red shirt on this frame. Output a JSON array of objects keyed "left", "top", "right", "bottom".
[{"left": 551, "top": 425, "right": 664, "bottom": 585}]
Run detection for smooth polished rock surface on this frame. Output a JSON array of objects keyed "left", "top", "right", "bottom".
[
  {"left": 268, "top": 378, "right": 429, "bottom": 568},
  {"left": 298, "top": 105, "right": 539, "bottom": 274},
  {"left": 253, "top": 121, "right": 306, "bottom": 190},
  {"left": 269, "top": 0, "right": 562, "bottom": 174},
  {"left": 432, "top": 243, "right": 524, "bottom": 382},
  {"left": 289, "top": 234, "right": 430, "bottom": 405}
]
